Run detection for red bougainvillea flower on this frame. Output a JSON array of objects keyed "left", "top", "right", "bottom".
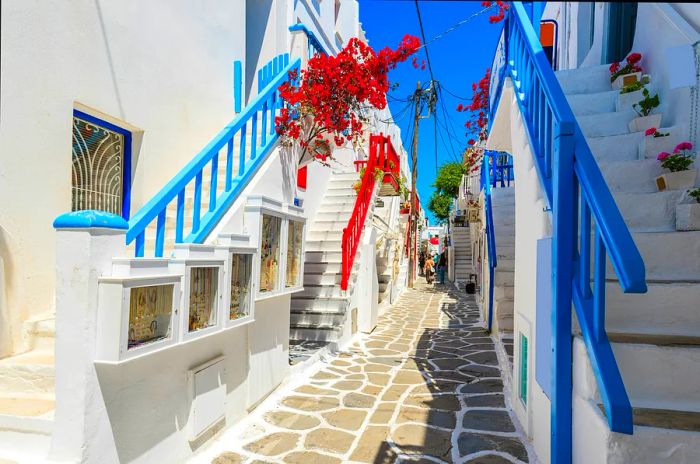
[
  {"left": 645, "top": 127, "right": 657, "bottom": 136},
  {"left": 609, "top": 62, "right": 620, "bottom": 73},
  {"left": 276, "top": 34, "right": 420, "bottom": 161},
  {"left": 674, "top": 141, "right": 693, "bottom": 152},
  {"left": 456, "top": 103, "right": 464, "bottom": 112},
  {"left": 626, "top": 52, "right": 642, "bottom": 65},
  {"left": 482, "top": 1, "right": 509, "bottom": 23},
  {"left": 657, "top": 151, "right": 670, "bottom": 161},
  {"left": 468, "top": 139, "right": 476, "bottom": 146}
]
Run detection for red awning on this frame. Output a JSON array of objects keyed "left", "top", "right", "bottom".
[{"left": 429, "top": 237, "right": 439, "bottom": 245}]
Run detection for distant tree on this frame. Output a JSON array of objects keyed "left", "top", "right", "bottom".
[
  {"left": 433, "top": 162, "right": 467, "bottom": 197},
  {"left": 428, "top": 192, "right": 453, "bottom": 223}
]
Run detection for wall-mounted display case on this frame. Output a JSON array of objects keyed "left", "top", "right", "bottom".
[
  {"left": 259, "top": 214, "right": 282, "bottom": 293},
  {"left": 97, "top": 273, "right": 181, "bottom": 362},
  {"left": 215, "top": 234, "right": 257, "bottom": 328},
  {"left": 286, "top": 220, "right": 304, "bottom": 288}
]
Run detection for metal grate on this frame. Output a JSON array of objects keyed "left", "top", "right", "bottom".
[{"left": 72, "top": 116, "right": 124, "bottom": 215}]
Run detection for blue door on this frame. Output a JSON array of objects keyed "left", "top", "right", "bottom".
[{"left": 604, "top": 3, "right": 638, "bottom": 63}]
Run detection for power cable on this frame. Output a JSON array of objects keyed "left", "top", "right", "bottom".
[
  {"left": 416, "top": 4, "right": 498, "bottom": 51},
  {"left": 414, "top": 0, "right": 436, "bottom": 85}
]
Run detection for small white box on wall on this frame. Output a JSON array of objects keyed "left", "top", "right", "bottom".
[{"left": 188, "top": 356, "right": 226, "bottom": 441}]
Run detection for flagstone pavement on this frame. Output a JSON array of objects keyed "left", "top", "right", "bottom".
[{"left": 209, "top": 282, "right": 530, "bottom": 464}]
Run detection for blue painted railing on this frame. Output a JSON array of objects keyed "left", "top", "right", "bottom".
[
  {"left": 258, "top": 53, "right": 291, "bottom": 93},
  {"left": 289, "top": 24, "right": 330, "bottom": 57},
  {"left": 127, "top": 57, "right": 301, "bottom": 257},
  {"left": 490, "top": 3, "right": 647, "bottom": 463}
]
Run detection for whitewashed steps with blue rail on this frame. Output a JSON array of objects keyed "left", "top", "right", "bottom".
[
  {"left": 557, "top": 65, "right": 700, "bottom": 457},
  {"left": 290, "top": 170, "right": 363, "bottom": 343},
  {"left": 489, "top": 187, "right": 516, "bottom": 333}
]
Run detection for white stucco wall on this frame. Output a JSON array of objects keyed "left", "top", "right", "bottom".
[{"left": 0, "top": 0, "right": 246, "bottom": 355}]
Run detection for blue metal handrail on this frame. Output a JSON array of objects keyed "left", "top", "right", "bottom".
[
  {"left": 489, "top": 3, "right": 648, "bottom": 463},
  {"left": 127, "top": 57, "right": 301, "bottom": 256},
  {"left": 481, "top": 151, "right": 498, "bottom": 333}
]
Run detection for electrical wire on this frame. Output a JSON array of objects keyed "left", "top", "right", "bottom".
[
  {"left": 414, "top": 0, "right": 436, "bottom": 86},
  {"left": 416, "top": 4, "right": 498, "bottom": 51}
]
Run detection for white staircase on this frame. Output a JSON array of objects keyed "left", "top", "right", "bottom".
[
  {"left": 290, "top": 171, "right": 360, "bottom": 343},
  {"left": 491, "top": 187, "right": 515, "bottom": 333},
  {"left": 452, "top": 225, "right": 472, "bottom": 283},
  {"left": 557, "top": 64, "right": 700, "bottom": 462}
]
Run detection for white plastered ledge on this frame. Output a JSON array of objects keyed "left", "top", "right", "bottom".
[{"left": 486, "top": 77, "right": 514, "bottom": 153}]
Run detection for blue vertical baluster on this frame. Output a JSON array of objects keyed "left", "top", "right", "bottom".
[
  {"left": 209, "top": 153, "right": 218, "bottom": 212},
  {"left": 135, "top": 231, "right": 145, "bottom": 257},
  {"left": 261, "top": 99, "right": 268, "bottom": 147},
  {"left": 580, "top": 197, "right": 592, "bottom": 298},
  {"left": 251, "top": 112, "right": 258, "bottom": 160},
  {"left": 176, "top": 189, "right": 185, "bottom": 243},
  {"left": 593, "top": 228, "right": 607, "bottom": 342},
  {"left": 193, "top": 171, "right": 202, "bottom": 234},
  {"left": 234, "top": 60, "right": 242, "bottom": 113},
  {"left": 155, "top": 209, "right": 166, "bottom": 257},
  {"left": 258, "top": 68, "right": 263, "bottom": 93},
  {"left": 226, "top": 138, "right": 234, "bottom": 191},
  {"left": 239, "top": 122, "right": 247, "bottom": 177}
]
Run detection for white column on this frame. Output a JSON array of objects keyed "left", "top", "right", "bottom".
[{"left": 49, "top": 211, "right": 126, "bottom": 463}]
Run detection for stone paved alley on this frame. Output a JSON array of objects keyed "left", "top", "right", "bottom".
[{"left": 200, "top": 283, "right": 530, "bottom": 464}]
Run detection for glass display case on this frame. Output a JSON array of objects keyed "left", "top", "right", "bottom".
[
  {"left": 229, "top": 254, "right": 252, "bottom": 320},
  {"left": 286, "top": 220, "right": 304, "bottom": 288},
  {"left": 188, "top": 266, "right": 219, "bottom": 332},
  {"left": 259, "top": 214, "right": 281, "bottom": 292},
  {"left": 128, "top": 284, "right": 174, "bottom": 349}
]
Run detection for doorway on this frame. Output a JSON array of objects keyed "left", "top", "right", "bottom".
[{"left": 603, "top": 2, "right": 638, "bottom": 63}]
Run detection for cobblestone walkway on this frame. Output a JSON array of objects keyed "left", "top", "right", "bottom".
[{"left": 210, "top": 283, "right": 529, "bottom": 464}]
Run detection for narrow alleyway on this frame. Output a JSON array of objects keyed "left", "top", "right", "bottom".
[{"left": 207, "top": 283, "right": 530, "bottom": 464}]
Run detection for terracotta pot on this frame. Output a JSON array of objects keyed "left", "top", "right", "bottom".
[
  {"left": 400, "top": 208, "right": 410, "bottom": 214},
  {"left": 611, "top": 72, "right": 641, "bottom": 90},
  {"left": 629, "top": 114, "right": 662, "bottom": 133},
  {"left": 655, "top": 169, "right": 697, "bottom": 191},
  {"left": 676, "top": 202, "right": 700, "bottom": 231}
]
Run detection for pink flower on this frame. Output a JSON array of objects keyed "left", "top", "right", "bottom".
[
  {"left": 674, "top": 141, "right": 693, "bottom": 152},
  {"left": 645, "top": 127, "right": 657, "bottom": 136},
  {"left": 657, "top": 152, "right": 670, "bottom": 161}
]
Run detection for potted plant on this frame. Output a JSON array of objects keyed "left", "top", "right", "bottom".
[
  {"left": 629, "top": 87, "right": 661, "bottom": 132},
  {"left": 616, "top": 75, "right": 650, "bottom": 111},
  {"left": 400, "top": 201, "right": 411, "bottom": 214},
  {"left": 656, "top": 142, "right": 697, "bottom": 191},
  {"left": 639, "top": 126, "right": 671, "bottom": 159},
  {"left": 610, "top": 52, "right": 643, "bottom": 90},
  {"left": 676, "top": 188, "right": 700, "bottom": 231}
]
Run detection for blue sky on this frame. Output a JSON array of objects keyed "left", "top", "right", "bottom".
[{"left": 359, "top": 0, "right": 502, "bottom": 223}]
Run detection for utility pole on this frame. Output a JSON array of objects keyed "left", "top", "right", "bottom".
[{"left": 408, "top": 82, "right": 421, "bottom": 288}]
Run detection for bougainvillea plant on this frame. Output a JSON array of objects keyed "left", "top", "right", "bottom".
[
  {"left": 688, "top": 187, "right": 700, "bottom": 203},
  {"left": 657, "top": 142, "right": 695, "bottom": 172},
  {"left": 481, "top": 1, "right": 509, "bottom": 23},
  {"left": 275, "top": 35, "right": 420, "bottom": 165},
  {"left": 609, "top": 52, "right": 642, "bottom": 83},
  {"left": 645, "top": 127, "right": 669, "bottom": 138}
]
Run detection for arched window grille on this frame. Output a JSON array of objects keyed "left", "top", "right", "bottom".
[{"left": 71, "top": 109, "right": 132, "bottom": 218}]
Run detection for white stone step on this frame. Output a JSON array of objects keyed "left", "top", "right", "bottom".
[
  {"left": 296, "top": 284, "right": 345, "bottom": 299},
  {"left": 315, "top": 211, "right": 353, "bottom": 222},
  {"left": 290, "top": 309, "right": 346, "bottom": 327},
  {"left": 290, "top": 296, "right": 349, "bottom": 312},
  {"left": 304, "top": 272, "right": 343, "bottom": 286},
  {"left": 575, "top": 335, "right": 700, "bottom": 412},
  {"left": 578, "top": 110, "right": 637, "bottom": 138},
  {"left": 290, "top": 325, "right": 342, "bottom": 343},
  {"left": 495, "top": 269, "right": 514, "bottom": 287},
  {"left": 307, "top": 229, "right": 344, "bottom": 241},
  {"left": 23, "top": 316, "right": 55, "bottom": 352},
  {"left": 331, "top": 172, "right": 360, "bottom": 181},
  {"left": 567, "top": 89, "right": 618, "bottom": 116},
  {"left": 619, "top": 231, "right": 700, "bottom": 280},
  {"left": 556, "top": 64, "right": 610, "bottom": 95},
  {"left": 309, "top": 220, "right": 347, "bottom": 232},
  {"left": 613, "top": 190, "right": 681, "bottom": 231},
  {"left": 494, "top": 283, "right": 515, "bottom": 300},
  {"left": 0, "top": 351, "right": 55, "bottom": 397},
  {"left": 605, "top": 280, "right": 700, "bottom": 337},
  {"left": 321, "top": 197, "right": 357, "bottom": 207},
  {"left": 305, "top": 240, "right": 343, "bottom": 252},
  {"left": 599, "top": 159, "right": 664, "bottom": 193},
  {"left": 588, "top": 131, "right": 645, "bottom": 162}
]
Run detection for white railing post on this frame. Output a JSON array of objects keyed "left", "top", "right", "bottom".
[
  {"left": 49, "top": 211, "right": 126, "bottom": 462},
  {"left": 290, "top": 27, "right": 310, "bottom": 69}
]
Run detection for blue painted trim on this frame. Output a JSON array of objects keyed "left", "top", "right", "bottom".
[
  {"left": 53, "top": 210, "right": 128, "bottom": 230},
  {"left": 73, "top": 109, "right": 133, "bottom": 220},
  {"left": 234, "top": 60, "right": 242, "bottom": 113},
  {"left": 289, "top": 23, "right": 330, "bottom": 56}
]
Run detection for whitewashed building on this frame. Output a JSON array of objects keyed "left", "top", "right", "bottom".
[
  {"left": 0, "top": 1, "right": 412, "bottom": 462},
  {"left": 479, "top": 2, "right": 700, "bottom": 464}
]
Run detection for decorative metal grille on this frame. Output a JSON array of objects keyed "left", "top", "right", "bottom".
[{"left": 72, "top": 116, "right": 124, "bottom": 215}]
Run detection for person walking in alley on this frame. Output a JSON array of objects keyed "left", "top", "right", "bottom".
[
  {"left": 437, "top": 251, "right": 447, "bottom": 284},
  {"left": 419, "top": 251, "right": 425, "bottom": 276},
  {"left": 424, "top": 254, "right": 435, "bottom": 284}
]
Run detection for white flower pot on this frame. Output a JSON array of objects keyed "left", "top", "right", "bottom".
[
  {"left": 611, "top": 72, "right": 642, "bottom": 90},
  {"left": 616, "top": 88, "right": 644, "bottom": 112},
  {"left": 629, "top": 114, "right": 662, "bottom": 133},
  {"left": 676, "top": 203, "right": 700, "bottom": 231},
  {"left": 638, "top": 134, "right": 673, "bottom": 159},
  {"left": 655, "top": 169, "right": 697, "bottom": 191}
]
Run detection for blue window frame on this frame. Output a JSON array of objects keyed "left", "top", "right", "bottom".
[{"left": 71, "top": 109, "right": 133, "bottom": 219}]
